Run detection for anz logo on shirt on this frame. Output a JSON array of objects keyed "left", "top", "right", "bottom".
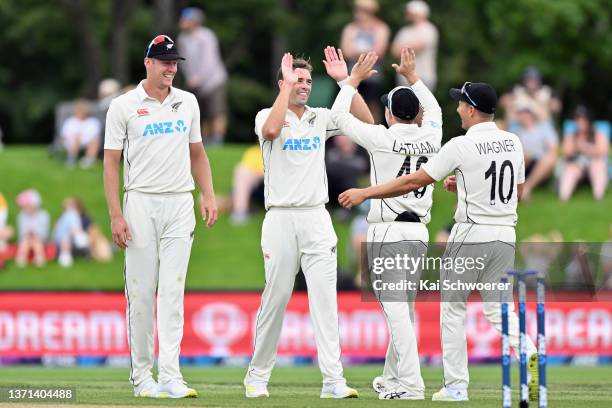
[
  {"left": 282, "top": 136, "right": 321, "bottom": 151},
  {"left": 142, "top": 120, "right": 188, "bottom": 137}
]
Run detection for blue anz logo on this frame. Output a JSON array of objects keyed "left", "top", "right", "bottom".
[
  {"left": 282, "top": 136, "right": 321, "bottom": 151},
  {"left": 143, "top": 120, "right": 188, "bottom": 136}
]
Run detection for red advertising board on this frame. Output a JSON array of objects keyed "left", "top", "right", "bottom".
[{"left": 0, "top": 292, "right": 611, "bottom": 357}]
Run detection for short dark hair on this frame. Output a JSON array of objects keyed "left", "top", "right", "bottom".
[
  {"left": 475, "top": 109, "right": 495, "bottom": 121},
  {"left": 277, "top": 57, "right": 313, "bottom": 81}
]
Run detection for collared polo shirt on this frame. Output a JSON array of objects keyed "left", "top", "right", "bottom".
[
  {"left": 255, "top": 106, "right": 341, "bottom": 209},
  {"left": 104, "top": 81, "right": 202, "bottom": 194}
]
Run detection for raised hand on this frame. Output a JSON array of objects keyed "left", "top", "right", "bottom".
[
  {"left": 323, "top": 46, "right": 348, "bottom": 81},
  {"left": 392, "top": 47, "right": 417, "bottom": 80},
  {"left": 349, "top": 52, "right": 378, "bottom": 81},
  {"left": 281, "top": 53, "right": 298, "bottom": 85}
]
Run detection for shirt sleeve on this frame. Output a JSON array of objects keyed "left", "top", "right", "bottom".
[
  {"left": 330, "top": 85, "right": 383, "bottom": 150},
  {"left": 103, "top": 99, "right": 126, "bottom": 150},
  {"left": 421, "top": 138, "right": 462, "bottom": 181},
  {"left": 254, "top": 109, "right": 270, "bottom": 142},
  {"left": 411, "top": 80, "right": 442, "bottom": 135},
  {"left": 188, "top": 94, "right": 202, "bottom": 143},
  {"left": 320, "top": 108, "right": 343, "bottom": 140}
]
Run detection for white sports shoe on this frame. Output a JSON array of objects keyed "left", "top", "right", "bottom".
[
  {"left": 372, "top": 376, "right": 388, "bottom": 394},
  {"left": 157, "top": 380, "right": 197, "bottom": 398},
  {"left": 244, "top": 378, "right": 269, "bottom": 398},
  {"left": 432, "top": 386, "right": 469, "bottom": 402},
  {"left": 133, "top": 378, "right": 159, "bottom": 398},
  {"left": 320, "top": 383, "right": 359, "bottom": 399},
  {"left": 379, "top": 389, "right": 425, "bottom": 400}
]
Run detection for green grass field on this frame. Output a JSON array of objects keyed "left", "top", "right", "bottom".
[
  {"left": 0, "top": 366, "right": 609, "bottom": 407},
  {"left": 0, "top": 146, "right": 610, "bottom": 290}
]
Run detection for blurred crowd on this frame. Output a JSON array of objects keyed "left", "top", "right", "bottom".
[{"left": 0, "top": 190, "right": 112, "bottom": 270}]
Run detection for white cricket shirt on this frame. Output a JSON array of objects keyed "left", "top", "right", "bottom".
[
  {"left": 255, "top": 106, "right": 341, "bottom": 210},
  {"left": 422, "top": 122, "right": 525, "bottom": 226},
  {"left": 331, "top": 81, "right": 442, "bottom": 224},
  {"left": 104, "top": 81, "right": 202, "bottom": 194}
]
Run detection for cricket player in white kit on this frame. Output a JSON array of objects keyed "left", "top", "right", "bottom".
[
  {"left": 338, "top": 81, "right": 539, "bottom": 402},
  {"left": 243, "top": 47, "right": 374, "bottom": 399},
  {"left": 103, "top": 35, "right": 218, "bottom": 399},
  {"left": 330, "top": 48, "right": 441, "bottom": 400}
]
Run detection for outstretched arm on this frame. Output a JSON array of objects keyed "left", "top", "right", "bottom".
[
  {"left": 394, "top": 47, "right": 442, "bottom": 129},
  {"left": 330, "top": 52, "right": 381, "bottom": 148},
  {"left": 323, "top": 46, "right": 375, "bottom": 124},
  {"left": 261, "top": 53, "right": 298, "bottom": 140},
  {"left": 338, "top": 169, "right": 435, "bottom": 209}
]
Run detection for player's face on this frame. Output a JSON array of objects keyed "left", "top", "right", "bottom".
[
  {"left": 146, "top": 58, "right": 178, "bottom": 88},
  {"left": 456, "top": 101, "right": 472, "bottom": 129},
  {"left": 289, "top": 68, "right": 312, "bottom": 106}
]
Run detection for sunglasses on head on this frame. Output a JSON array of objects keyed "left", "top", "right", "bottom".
[
  {"left": 145, "top": 35, "right": 173, "bottom": 58},
  {"left": 461, "top": 82, "right": 478, "bottom": 107}
]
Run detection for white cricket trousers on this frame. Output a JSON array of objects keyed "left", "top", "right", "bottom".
[
  {"left": 246, "top": 207, "right": 345, "bottom": 385},
  {"left": 368, "top": 222, "right": 427, "bottom": 395},
  {"left": 441, "top": 223, "right": 537, "bottom": 388},
  {"left": 123, "top": 191, "right": 195, "bottom": 387}
]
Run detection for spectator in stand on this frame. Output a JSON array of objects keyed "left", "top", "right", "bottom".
[
  {"left": 53, "top": 197, "right": 90, "bottom": 267},
  {"left": 500, "top": 66, "right": 561, "bottom": 133},
  {"left": 61, "top": 99, "right": 102, "bottom": 168},
  {"left": 559, "top": 106, "right": 609, "bottom": 201},
  {"left": 515, "top": 104, "right": 558, "bottom": 201},
  {"left": 340, "top": 0, "right": 390, "bottom": 123},
  {"left": 391, "top": 1, "right": 438, "bottom": 91},
  {"left": 74, "top": 198, "right": 113, "bottom": 263},
  {"left": 325, "top": 135, "right": 369, "bottom": 216},
  {"left": 0, "top": 193, "right": 15, "bottom": 269},
  {"left": 15, "top": 189, "right": 50, "bottom": 267},
  {"left": 97, "top": 78, "right": 122, "bottom": 113},
  {"left": 564, "top": 242, "right": 595, "bottom": 290},
  {"left": 178, "top": 7, "right": 228, "bottom": 145},
  {"left": 230, "top": 145, "right": 264, "bottom": 225}
]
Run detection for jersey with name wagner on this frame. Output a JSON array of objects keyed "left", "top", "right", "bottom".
[
  {"left": 255, "top": 107, "right": 341, "bottom": 210},
  {"left": 331, "top": 80, "right": 442, "bottom": 224},
  {"left": 104, "top": 81, "right": 202, "bottom": 194},
  {"left": 422, "top": 122, "right": 525, "bottom": 226}
]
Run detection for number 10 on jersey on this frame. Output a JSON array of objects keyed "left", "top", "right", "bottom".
[{"left": 484, "top": 160, "right": 515, "bottom": 205}]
